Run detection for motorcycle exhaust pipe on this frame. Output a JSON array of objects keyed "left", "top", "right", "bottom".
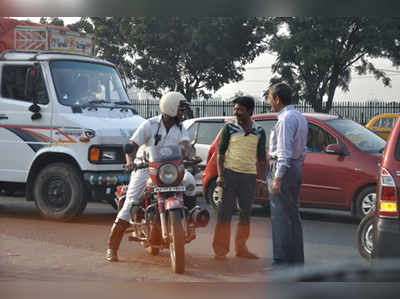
[{"left": 190, "top": 206, "right": 210, "bottom": 228}]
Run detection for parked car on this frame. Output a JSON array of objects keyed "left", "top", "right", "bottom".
[
  {"left": 357, "top": 113, "right": 400, "bottom": 260},
  {"left": 183, "top": 116, "right": 232, "bottom": 194},
  {"left": 202, "top": 113, "right": 386, "bottom": 219},
  {"left": 365, "top": 113, "right": 399, "bottom": 140}
]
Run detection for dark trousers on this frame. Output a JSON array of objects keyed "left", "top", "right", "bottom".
[
  {"left": 213, "top": 169, "right": 256, "bottom": 256},
  {"left": 267, "top": 159, "right": 304, "bottom": 265}
]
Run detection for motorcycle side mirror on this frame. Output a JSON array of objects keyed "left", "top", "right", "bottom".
[{"left": 190, "top": 140, "right": 197, "bottom": 157}]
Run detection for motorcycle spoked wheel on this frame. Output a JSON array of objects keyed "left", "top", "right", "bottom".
[{"left": 168, "top": 209, "right": 185, "bottom": 274}]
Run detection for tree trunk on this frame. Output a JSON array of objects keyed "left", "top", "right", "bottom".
[
  {"left": 182, "top": 88, "right": 194, "bottom": 120},
  {"left": 325, "top": 77, "right": 339, "bottom": 113},
  {"left": 307, "top": 91, "right": 322, "bottom": 112}
]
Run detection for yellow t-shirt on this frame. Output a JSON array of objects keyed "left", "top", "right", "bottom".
[{"left": 218, "top": 121, "right": 266, "bottom": 174}]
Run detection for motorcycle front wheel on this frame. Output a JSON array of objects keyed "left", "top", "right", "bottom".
[{"left": 169, "top": 209, "right": 185, "bottom": 274}]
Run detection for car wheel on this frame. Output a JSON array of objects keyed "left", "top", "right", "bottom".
[
  {"left": 205, "top": 178, "right": 220, "bottom": 211},
  {"left": 356, "top": 213, "right": 375, "bottom": 260},
  {"left": 33, "top": 163, "right": 85, "bottom": 221},
  {"left": 355, "top": 186, "right": 376, "bottom": 219}
]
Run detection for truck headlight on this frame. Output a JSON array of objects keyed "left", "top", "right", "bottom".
[
  {"left": 89, "top": 146, "right": 123, "bottom": 164},
  {"left": 158, "top": 164, "right": 178, "bottom": 184},
  {"left": 102, "top": 150, "right": 117, "bottom": 161}
]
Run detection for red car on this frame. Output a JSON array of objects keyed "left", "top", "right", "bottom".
[
  {"left": 202, "top": 113, "right": 386, "bottom": 219},
  {"left": 358, "top": 114, "right": 400, "bottom": 259}
]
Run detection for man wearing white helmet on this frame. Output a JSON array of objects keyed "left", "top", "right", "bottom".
[{"left": 105, "top": 91, "right": 197, "bottom": 262}]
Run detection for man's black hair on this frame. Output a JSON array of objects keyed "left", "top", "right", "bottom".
[
  {"left": 269, "top": 82, "right": 292, "bottom": 106},
  {"left": 232, "top": 96, "right": 255, "bottom": 115}
]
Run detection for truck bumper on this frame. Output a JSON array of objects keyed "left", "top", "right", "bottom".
[
  {"left": 374, "top": 217, "right": 400, "bottom": 258},
  {"left": 83, "top": 171, "right": 131, "bottom": 186},
  {"left": 83, "top": 171, "right": 131, "bottom": 203}
]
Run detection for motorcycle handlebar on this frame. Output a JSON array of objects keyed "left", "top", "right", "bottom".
[
  {"left": 125, "top": 159, "right": 201, "bottom": 172},
  {"left": 183, "top": 157, "right": 202, "bottom": 168}
]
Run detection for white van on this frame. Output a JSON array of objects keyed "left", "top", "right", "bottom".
[{"left": 0, "top": 21, "right": 144, "bottom": 221}]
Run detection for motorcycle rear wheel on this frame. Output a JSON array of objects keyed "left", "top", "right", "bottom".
[{"left": 169, "top": 210, "right": 185, "bottom": 274}]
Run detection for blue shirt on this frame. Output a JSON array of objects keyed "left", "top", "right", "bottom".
[{"left": 269, "top": 105, "right": 308, "bottom": 178}]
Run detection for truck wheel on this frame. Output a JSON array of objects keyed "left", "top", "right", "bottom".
[
  {"left": 33, "top": 163, "right": 85, "bottom": 221},
  {"left": 355, "top": 186, "right": 376, "bottom": 219},
  {"left": 76, "top": 196, "right": 88, "bottom": 216}
]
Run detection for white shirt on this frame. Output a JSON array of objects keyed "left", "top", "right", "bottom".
[
  {"left": 130, "top": 115, "right": 190, "bottom": 159},
  {"left": 269, "top": 105, "right": 308, "bottom": 178}
]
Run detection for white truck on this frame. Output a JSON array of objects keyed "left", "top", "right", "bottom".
[{"left": 0, "top": 18, "right": 144, "bottom": 221}]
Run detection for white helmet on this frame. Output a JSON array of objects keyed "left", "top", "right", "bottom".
[{"left": 159, "top": 91, "right": 187, "bottom": 117}]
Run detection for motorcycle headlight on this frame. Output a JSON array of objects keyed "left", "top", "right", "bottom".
[{"left": 158, "top": 164, "right": 178, "bottom": 184}]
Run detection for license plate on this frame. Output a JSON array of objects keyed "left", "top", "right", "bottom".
[{"left": 154, "top": 186, "right": 186, "bottom": 192}]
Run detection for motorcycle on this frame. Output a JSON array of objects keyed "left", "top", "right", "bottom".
[
  {"left": 114, "top": 144, "right": 209, "bottom": 274},
  {"left": 356, "top": 212, "right": 375, "bottom": 260}
]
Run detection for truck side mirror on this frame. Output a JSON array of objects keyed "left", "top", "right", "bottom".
[
  {"left": 25, "top": 64, "right": 41, "bottom": 100},
  {"left": 25, "top": 64, "right": 42, "bottom": 120}
]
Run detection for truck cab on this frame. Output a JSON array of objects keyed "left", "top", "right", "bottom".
[{"left": 0, "top": 19, "right": 144, "bottom": 221}]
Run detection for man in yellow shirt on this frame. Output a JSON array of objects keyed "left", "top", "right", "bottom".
[{"left": 212, "top": 96, "right": 267, "bottom": 260}]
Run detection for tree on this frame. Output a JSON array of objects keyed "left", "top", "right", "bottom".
[
  {"left": 266, "top": 17, "right": 400, "bottom": 112},
  {"left": 39, "top": 17, "right": 65, "bottom": 26},
  {"left": 66, "top": 17, "right": 94, "bottom": 34},
  {"left": 87, "top": 17, "right": 268, "bottom": 102}
]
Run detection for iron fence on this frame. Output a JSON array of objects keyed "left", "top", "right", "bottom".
[{"left": 131, "top": 99, "right": 400, "bottom": 124}]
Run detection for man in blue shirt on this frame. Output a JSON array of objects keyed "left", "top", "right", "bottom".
[{"left": 267, "top": 82, "right": 308, "bottom": 267}]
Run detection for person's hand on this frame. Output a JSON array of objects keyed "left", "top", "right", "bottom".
[
  {"left": 124, "top": 162, "right": 135, "bottom": 172},
  {"left": 259, "top": 181, "right": 268, "bottom": 197},
  {"left": 271, "top": 177, "right": 281, "bottom": 195},
  {"left": 216, "top": 176, "right": 225, "bottom": 188}
]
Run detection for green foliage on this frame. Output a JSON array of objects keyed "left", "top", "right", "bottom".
[
  {"left": 39, "top": 17, "right": 65, "bottom": 26},
  {"left": 266, "top": 17, "right": 400, "bottom": 112},
  {"left": 66, "top": 17, "right": 94, "bottom": 34},
  {"left": 86, "top": 17, "right": 268, "bottom": 101}
]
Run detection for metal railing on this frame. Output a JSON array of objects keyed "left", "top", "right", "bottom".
[{"left": 131, "top": 99, "right": 400, "bottom": 124}]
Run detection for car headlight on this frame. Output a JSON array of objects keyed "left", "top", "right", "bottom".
[{"left": 158, "top": 164, "right": 178, "bottom": 184}]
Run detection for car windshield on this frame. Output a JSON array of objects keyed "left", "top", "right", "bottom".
[
  {"left": 326, "top": 119, "right": 386, "bottom": 154},
  {"left": 50, "top": 60, "right": 129, "bottom": 106}
]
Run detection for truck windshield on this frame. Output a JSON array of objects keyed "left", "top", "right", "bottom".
[
  {"left": 50, "top": 60, "right": 129, "bottom": 106},
  {"left": 326, "top": 119, "right": 386, "bottom": 154}
]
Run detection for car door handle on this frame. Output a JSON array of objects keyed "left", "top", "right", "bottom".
[{"left": 0, "top": 114, "right": 8, "bottom": 120}]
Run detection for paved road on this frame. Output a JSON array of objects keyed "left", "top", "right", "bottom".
[{"left": 0, "top": 195, "right": 367, "bottom": 285}]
